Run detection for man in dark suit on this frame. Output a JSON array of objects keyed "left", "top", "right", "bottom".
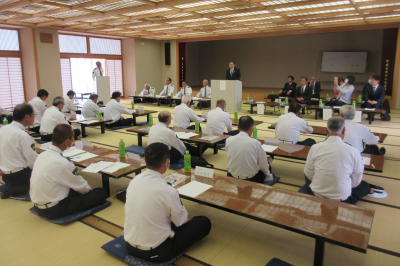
[
  {"left": 279, "top": 76, "right": 296, "bottom": 97},
  {"left": 361, "top": 76, "right": 372, "bottom": 102},
  {"left": 294, "top": 77, "right": 312, "bottom": 114},
  {"left": 309, "top": 76, "right": 321, "bottom": 99},
  {"left": 362, "top": 75, "right": 385, "bottom": 121},
  {"left": 226, "top": 61, "right": 241, "bottom": 80}
]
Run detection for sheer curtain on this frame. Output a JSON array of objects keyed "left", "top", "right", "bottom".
[{"left": 70, "top": 58, "right": 105, "bottom": 93}]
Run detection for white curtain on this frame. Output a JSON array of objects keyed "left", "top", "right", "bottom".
[{"left": 70, "top": 58, "right": 106, "bottom": 93}]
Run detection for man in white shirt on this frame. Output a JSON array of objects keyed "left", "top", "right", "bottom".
[
  {"left": 173, "top": 95, "right": 205, "bottom": 130},
  {"left": 92, "top": 61, "right": 104, "bottom": 81},
  {"left": 330, "top": 75, "right": 355, "bottom": 106},
  {"left": 30, "top": 124, "right": 107, "bottom": 219},
  {"left": 0, "top": 104, "right": 38, "bottom": 199},
  {"left": 62, "top": 90, "right": 81, "bottom": 114},
  {"left": 226, "top": 116, "right": 279, "bottom": 185},
  {"left": 159, "top": 78, "right": 174, "bottom": 105},
  {"left": 148, "top": 111, "right": 205, "bottom": 163},
  {"left": 124, "top": 143, "right": 211, "bottom": 263},
  {"left": 82, "top": 94, "right": 103, "bottom": 118},
  {"left": 176, "top": 81, "right": 193, "bottom": 105},
  {"left": 136, "top": 83, "right": 156, "bottom": 103},
  {"left": 275, "top": 102, "right": 315, "bottom": 146},
  {"left": 0, "top": 105, "right": 13, "bottom": 124},
  {"left": 304, "top": 117, "right": 386, "bottom": 204},
  {"left": 197, "top": 79, "right": 211, "bottom": 108},
  {"left": 104, "top": 91, "right": 135, "bottom": 128},
  {"left": 206, "top": 99, "right": 239, "bottom": 142},
  {"left": 340, "top": 105, "right": 385, "bottom": 156},
  {"left": 40, "top": 97, "right": 81, "bottom": 141},
  {"left": 28, "top": 89, "right": 49, "bottom": 133}
]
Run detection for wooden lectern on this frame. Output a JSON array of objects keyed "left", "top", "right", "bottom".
[{"left": 96, "top": 76, "right": 110, "bottom": 105}]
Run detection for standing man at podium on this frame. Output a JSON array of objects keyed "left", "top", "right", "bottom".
[
  {"left": 226, "top": 61, "right": 241, "bottom": 80},
  {"left": 92, "top": 61, "right": 104, "bottom": 80}
]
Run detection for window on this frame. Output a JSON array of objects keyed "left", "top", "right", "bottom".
[
  {"left": 0, "top": 29, "right": 19, "bottom": 51},
  {"left": 90, "top": 37, "right": 121, "bottom": 55},
  {"left": 107, "top": 59, "right": 123, "bottom": 96},
  {"left": 60, "top": 58, "right": 73, "bottom": 95},
  {"left": 59, "top": 34, "right": 87, "bottom": 54},
  {"left": 0, "top": 57, "right": 24, "bottom": 108}
]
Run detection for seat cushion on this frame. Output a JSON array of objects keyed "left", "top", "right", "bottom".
[
  {"left": 170, "top": 158, "right": 184, "bottom": 170},
  {"left": 30, "top": 201, "right": 112, "bottom": 225},
  {"left": 265, "top": 258, "right": 293, "bottom": 266},
  {"left": 102, "top": 235, "right": 188, "bottom": 266},
  {"left": 124, "top": 145, "right": 146, "bottom": 157},
  {"left": 297, "top": 184, "right": 309, "bottom": 194},
  {"left": 35, "top": 139, "right": 49, "bottom": 144},
  {"left": 107, "top": 125, "right": 133, "bottom": 130},
  {"left": 0, "top": 185, "right": 31, "bottom": 201},
  {"left": 136, "top": 122, "right": 149, "bottom": 126}
]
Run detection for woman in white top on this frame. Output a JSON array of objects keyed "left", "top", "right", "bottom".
[{"left": 331, "top": 75, "right": 355, "bottom": 106}]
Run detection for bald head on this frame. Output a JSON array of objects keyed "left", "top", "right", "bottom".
[
  {"left": 158, "top": 111, "right": 171, "bottom": 125},
  {"left": 145, "top": 83, "right": 150, "bottom": 89}
]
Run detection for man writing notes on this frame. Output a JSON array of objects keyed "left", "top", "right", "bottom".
[
  {"left": 28, "top": 89, "right": 49, "bottom": 133},
  {"left": 197, "top": 79, "right": 211, "bottom": 108},
  {"left": 30, "top": 124, "right": 107, "bottom": 220},
  {"left": 148, "top": 111, "right": 205, "bottom": 163},
  {"left": 82, "top": 94, "right": 103, "bottom": 118},
  {"left": 206, "top": 99, "right": 239, "bottom": 141},
  {"left": 62, "top": 90, "right": 81, "bottom": 114},
  {"left": 226, "top": 116, "right": 279, "bottom": 185},
  {"left": 362, "top": 75, "right": 385, "bottom": 121},
  {"left": 160, "top": 78, "right": 174, "bottom": 104},
  {"left": 40, "top": 97, "right": 81, "bottom": 141},
  {"left": 279, "top": 76, "right": 296, "bottom": 97},
  {"left": 137, "top": 83, "right": 156, "bottom": 103},
  {"left": 226, "top": 61, "right": 241, "bottom": 80},
  {"left": 104, "top": 91, "right": 135, "bottom": 128},
  {"left": 294, "top": 77, "right": 312, "bottom": 114},
  {"left": 275, "top": 102, "right": 315, "bottom": 146},
  {"left": 0, "top": 104, "right": 38, "bottom": 199},
  {"left": 304, "top": 117, "right": 386, "bottom": 204},
  {"left": 92, "top": 61, "right": 104, "bottom": 80},
  {"left": 124, "top": 143, "right": 212, "bottom": 263},
  {"left": 309, "top": 76, "right": 321, "bottom": 99},
  {"left": 173, "top": 95, "right": 205, "bottom": 130},
  {"left": 340, "top": 105, "right": 385, "bottom": 156}
]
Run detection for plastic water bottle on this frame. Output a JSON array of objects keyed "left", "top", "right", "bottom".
[
  {"left": 154, "top": 91, "right": 156, "bottom": 97},
  {"left": 352, "top": 101, "right": 356, "bottom": 108},
  {"left": 170, "top": 92, "right": 173, "bottom": 98},
  {"left": 271, "top": 91, "right": 274, "bottom": 94},
  {"left": 23, "top": 100, "right": 26, "bottom": 103},
  {"left": 119, "top": 139, "right": 125, "bottom": 158},
  {"left": 149, "top": 114, "right": 153, "bottom": 126},
  {"left": 247, "top": 95, "right": 250, "bottom": 103},
  {"left": 253, "top": 126, "right": 258, "bottom": 139},
  {"left": 319, "top": 99, "right": 322, "bottom": 107},
  {"left": 325, "top": 135, "right": 328, "bottom": 140},
  {"left": 285, "top": 97, "right": 288, "bottom": 105},
  {"left": 184, "top": 151, "right": 191, "bottom": 172},
  {"left": 97, "top": 110, "right": 102, "bottom": 121},
  {"left": 190, "top": 93, "right": 193, "bottom": 99},
  {"left": 135, "top": 91, "right": 137, "bottom": 96},
  {"left": 195, "top": 119, "right": 200, "bottom": 132},
  {"left": 234, "top": 109, "right": 238, "bottom": 120},
  {"left": 3, "top": 117, "right": 8, "bottom": 125},
  {"left": 131, "top": 101, "right": 134, "bottom": 109},
  {"left": 191, "top": 105, "right": 194, "bottom": 110},
  {"left": 358, "top": 94, "right": 362, "bottom": 102},
  {"left": 326, "top": 93, "right": 329, "bottom": 101}
]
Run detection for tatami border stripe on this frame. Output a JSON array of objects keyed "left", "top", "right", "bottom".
[
  {"left": 182, "top": 254, "right": 213, "bottom": 266},
  {"left": 79, "top": 219, "right": 118, "bottom": 239},
  {"left": 368, "top": 245, "right": 400, "bottom": 258}
]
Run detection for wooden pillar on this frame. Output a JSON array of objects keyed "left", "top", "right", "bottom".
[{"left": 392, "top": 26, "right": 400, "bottom": 110}]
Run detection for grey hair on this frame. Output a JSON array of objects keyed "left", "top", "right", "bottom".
[
  {"left": 96, "top": 61, "right": 101, "bottom": 65},
  {"left": 158, "top": 111, "right": 171, "bottom": 122},
  {"left": 340, "top": 105, "right": 355, "bottom": 120},
  {"left": 52, "top": 96, "right": 64, "bottom": 107},
  {"left": 327, "top": 117, "right": 345, "bottom": 133},
  {"left": 203, "top": 79, "right": 208, "bottom": 83},
  {"left": 182, "top": 94, "right": 191, "bottom": 104}
]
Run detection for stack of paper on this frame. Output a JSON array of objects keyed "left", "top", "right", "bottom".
[
  {"left": 362, "top": 157, "right": 371, "bottom": 165},
  {"left": 262, "top": 144, "right": 278, "bottom": 153},
  {"left": 70, "top": 152, "right": 98, "bottom": 162},
  {"left": 82, "top": 161, "right": 130, "bottom": 173},
  {"left": 62, "top": 147, "right": 87, "bottom": 157},
  {"left": 192, "top": 97, "right": 199, "bottom": 100},
  {"left": 198, "top": 135, "right": 219, "bottom": 141},
  {"left": 102, "top": 162, "right": 130, "bottom": 173},
  {"left": 70, "top": 119, "right": 87, "bottom": 123},
  {"left": 177, "top": 181, "right": 213, "bottom": 197},
  {"left": 176, "top": 132, "right": 198, "bottom": 139},
  {"left": 364, "top": 108, "right": 375, "bottom": 111},
  {"left": 39, "top": 142, "right": 52, "bottom": 150}
]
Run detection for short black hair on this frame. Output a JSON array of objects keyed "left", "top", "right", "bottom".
[
  {"left": 158, "top": 112, "right": 171, "bottom": 122},
  {"left": 89, "top": 94, "right": 98, "bottom": 100},
  {"left": 112, "top": 91, "right": 122, "bottom": 99},
  {"left": 182, "top": 80, "right": 187, "bottom": 84},
  {"left": 288, "top": 75, "right": 294, "bottom": 81},
  {"left": 13, "top": 103, "right": 34, "bottom": 121},
  {"left": 67, "top": 90, "right": 75, "bottom": 96},
  {"left": 52, "top": 124, "right": 74, "bottom": 145},
  {"left": 37, "top": 89, "right": 49, "bottom": 98},
  {"left": 301, "top": 77, "right": 308, "bottom": 81},
  {"left": 346, "top": 75, "right": 355, "bottom": 85},
  {"left": 166, "top": 77, "right": 171, "bottom": 82},
  {"left": 338, "top": 77, "right": 344, "bottom": 83},
  {"left": 216, "top": 99, "right": 226, "bottom": 106},
  {"left": 288, "top": 102, "right": 301, "bottom": 114},
  {"left": 238, "top": 116, "right": 254, "bottom": 132},
  {"left": 145, "top": 143, "right": 170, "bottom": 170},
  {"left": 230, "top": 61, "right": 235, "bottom": 64},
  {"left": 372, "top": 75, "right": 380, "bottom": 83}
]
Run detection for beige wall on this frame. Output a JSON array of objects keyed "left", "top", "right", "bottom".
[
  {"left": 34, "top": 28, "right": 63, "bottom": 106},
  {"left": 188, "top": 29, "right": 383, "bottom": 94},
  {"left": 122, "top": 38, "right": 136, "bottom": 96},
  {"left": 19, "top": 28, "right": 38, "bottom": 102},
  {"left": 161, "top": 40, "right": 177, "bottom": 93}
]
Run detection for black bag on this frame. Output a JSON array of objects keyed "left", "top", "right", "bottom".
[
  {"left": 380, "top": 112, "right": 391, "bottom": 121},
  {"left": 191, "top": 156, "right": 213, "bottom": 169},
  {"left": 383, "top": 99, "right": 390, "bottom": 114},
  {"left": 114, "top": 187, "right": 127, "bottom": 203},
  {"left": 267, "top": 94, "right": 279, "bottom": 100}
]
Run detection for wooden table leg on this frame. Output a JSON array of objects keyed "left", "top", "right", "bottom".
[
  {"left": 313, "top": 238, "right": 325, "bottom": 266},
  {"left": 132, "top": 115, "right": 137, "bottom": 126},
  {"left": 315, "top": 109, "right": 318, "bottom": 120},
  {"left": 251, "top": 105, "right": 254, "bottom": 114},
  {"left": 100, "top": 122, "right": 105, "bottom": 134},
  {"left": 146, "top": 114, "right": 150, "bottom": 122},
  {"left": 213, "top": 143, "right": 218, "bottom": 154},
  {"left": 102, "top": 174, "right": 110, "bottom": 198},
  {"left": 138, "top": 134, "right": 143, "bottom": 146},
  {"left": 81, "top": 124, "right": 86, "bottom": 138}
]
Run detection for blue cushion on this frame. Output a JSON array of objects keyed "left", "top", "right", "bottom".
[
  {"left": 124, "top": 145, "right": 145, "bottom": 157},
  {"left": 29, "top": 133, "right": 41, "bottom": 138},
  {"left": 218, "top": 143, "right": 226, "bottom": 148},
  {"left": 107, "top": 126, "right": 133, "bottom": 130},
  {"left": 170, "top": 158, "right": 184, "bottom": 170},
  {"left": 136, "top": 122, "right": 149, "bottom": 126},
  {"left": 102, "top": 235, "right": 188, "bottom": 266},
  {"left": 30, "top": 201, "right": 112, "bottom": 225},
  {"left": 298, "top": 184, "right": 309, "bottom": 194},
  {"left": 266, "top": 258, "right": 293, "bottom": 266},
  {"left": 264, "top": 175, "right": 280, "bottom": 186},
  {"left": 35, "top": 139, "right": 49, "bottom": 144},
  {"left": 0, "top": 184, "right": 31, "bottom": 201}
]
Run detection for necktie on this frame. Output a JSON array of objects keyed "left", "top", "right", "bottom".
[
  {"left": 312, "top": 84, "right": 314, "bottom": 93},
  {"left": 184, "top": 88, "right": 186, "bottom": 95},
  {"left": 230, "top": 69, "right": 233, "bottom": 77},
  {"left": 302, "top": 86, "right": 305, "bottom": 94},
  {"left": 373, "top": 86, "right": 376, "bottom": 93},
  {"left": 100, "top": 68, "right": 102, "bottom": 76}
]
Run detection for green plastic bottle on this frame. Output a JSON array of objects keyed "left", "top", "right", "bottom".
[
  {"left": 319, "top": 99, "right": 322, "bottom": 107},
  {"left": 325, "top": 135, "right": 328, "bottom": 140},
  {"left": 247, "top": 95, "right": 250, "bottom": 103},
  {"left": 195, "top": 119, "right": 199, "bottom": 132},
  {"left": 3, "top": 117, "right": 8, "bottom": 125},
  {"left": 119, "top": 139, "right": 125, "bottom": 158},
  {"left": 285, "top": 97, "right": 288, "bottom": 104},
  {"left": 352, "top": 101, "right": 356, "bottom": 108},
  {"left": 184, "top": 150, "right": 191, "bottom": 172},
  {"left": 154, "top": 91, "right": 156, "bottom": 97},
  {"left": 170, "top": 92, "right": 173, "bottom": 98},
  {"left": 358, "top": 94, "right": 361, "bottom": 102},
  {"left": 191, "top": 105, "right": 194, "bottom": 110},
  {"left": 97, "top": 110, "right": 102, "bottom": 121},
  {"left": 281, "top": 112, "right": 284, "bottom": 116},
  {"left": 23, "top": 100, "right": 26, "bottom": 103},
  {"left": 190, "top": 92, "right": 193, "bottom": 99},
  {"left": 149, "top": 114, "right": 153, "bottom": 126},
  {"left": 326, "top": 93, "right": 329, "bottom": 101},
  {"left": 271, "top": 91, "right": 274, "bottom": 94},
  {"left": 253, "top": 126, "right": 258, "bottom": 139},
  {"left": 234, "top": 109, "right": 238, "bottom": 120}
]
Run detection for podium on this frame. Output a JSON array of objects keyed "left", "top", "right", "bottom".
[
  {"left": 96, "top": 76, "right": 110, "bottom": 105},
  {"left": 211, "top": 80, "right": 242, "bottom": 112}
]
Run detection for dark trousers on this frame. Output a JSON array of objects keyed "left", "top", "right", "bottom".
[
  {"left": 362, "top": 101, "right": 382, "bottom": 109},
  {"left": 197, "top": 101, "right": 210, "bottom": 108},
  {"left": 0, "top": 115, "right": 13, "bottom": 124},
  {"left": 363, "top": 144, "right": 380, "bottom": 155},
  {"left": 220, "top": 130, "right": 240, "bottom": 144},
  {"left": 105, "top": 118, "right": 133, "bottom": 128},
  {"left": 326, "top": 99, "right": 348, "bottom": 106},
  {"left": 2, "top": 168, "right": 32, "bottom": 198},
  {"left": 34, "top": 188, "right": 107, "bottom": 220},
  {"left": 170, "top": 142, "right": 207, "bottom": 163},
  {"left": 228, "top": 170, "right": 266, "bottom": 184},
  {"left": 29, "top": 126, "right": 40, "bottom": 134},
  {"left": 126, "top": 216, "right": 211, "bottom": 263},
  {"left": 41, "top": 128, "right": 81, "bottom": 141},
  {"left": 297, "top": 138, "right": 316, "bottom": 146}
]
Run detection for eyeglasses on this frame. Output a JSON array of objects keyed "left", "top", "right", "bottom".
[{"left": 30, "top": 113, "right": 37, "bottom": 117}]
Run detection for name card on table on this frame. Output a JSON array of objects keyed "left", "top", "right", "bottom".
[
  {"left": 257, "top": 104, "right": 264, "bottom": 115},
  {"left": 275, "top": 99, "right": 281, "bottom": 103},
  {"left": 127, "top": 152, "right": 141, "bottom": 162},
  {"left": 195, "top": 166, "right": 214, "bottom": 178},
  {"left": 285, "top": 106, "right": 289, "bottom": 114},
  {"left": 82, "top": 139, "right": 93, "bottom": 148},
  {"left": 202, "top": 127, "right": 213, "bottom": 134},
  {"left": 353, "top": 111, "right": 362, "bottom": 123},
  {"left": 323, "top": 109, "right": 332, "bottom": 121},
  {"left": 138, "top": 107, "right": 145, "bottom": 112}
]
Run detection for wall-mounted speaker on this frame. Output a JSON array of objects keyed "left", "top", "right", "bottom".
[{"left": 165, "top": 43, "right": 171, "bottom": 65}]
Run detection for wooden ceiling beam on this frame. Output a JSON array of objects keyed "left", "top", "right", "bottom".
[{"left": 0, "top": 0, "right": 47, "bottom": 12}]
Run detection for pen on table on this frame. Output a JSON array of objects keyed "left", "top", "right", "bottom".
[
  {"left": 117, "top": 167, "right": 125, "bottom": 171},
  {"left": 372, "top": 164, "right": 375, "bottom": 169}
]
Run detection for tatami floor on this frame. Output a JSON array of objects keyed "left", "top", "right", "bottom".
[{"left": 1, "top": 98, "right": 400, "bottom": 266}]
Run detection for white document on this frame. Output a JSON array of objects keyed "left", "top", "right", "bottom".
[
  {"left": 353, "top": 111, "right": 362, "bottom": 123},
  {"left": 69, "top": 119, "right": 86, "bottom": 123},
  {"left": 62, "top": 147, "right": 87, "bottom": 157},
  {"left": 82, "top": 139, "right": 93, "bottom": 148},
  {"left": 102, "top": 162, "right": 130, "bottom": 173},
  {"left": 179, "top": 133, "right": 199, "bottom": 139},
  {"left": 376, "top": 136, "right": 380, "bottom": 141},
  {"left": 39, "top": 142, "right": 52, "bottom": 150},
  {"left": 364, "top": 108, "right": 375, "bottom": 111},
  {"left": 220, "top": 80, "right": 226, "bottom": 91},
  {"left": 195, "top": 166, "right": 214, "bottom": 178},
  {"left": 275, "top": 99, "right": 281, "bottom": 103},
  {"left": 82, "top": 161, "right": 114, "bottom": 173},
  {"left": 255, "top": 101, "right": 265, "bottom": 104},
  {"left": 177, "top": 181, "right": 213, "bottom": 198},
  {"left": 156, "top": 95, "right": 161, "bottom": 98},
  {"left": 257, "top": 104, "right": 264, "bottom": 115},
  {"left": 362, "top": 157, "right": 371, "bottom": 165},
  {"left": 201, "top": 112, "right": 208, "bottom": 118},
  {"left": 193, "top": 97, "right": 199, "bottom": 100},
  {"left": 202, "top": 128, "right": 213, "bottom": 135},
  {"left": 138, "top": 107, "right": 145, "bottom": 112},
  {"left": 175, "top": 132, "right": 187, "bottom": 138},
  {"left": 323, "top": 109, "right": 332, "bottom": 121},
  {"left": 127, "top": 152, "right": 141, "bottom": 161},
  {"left": 70, "top": 152, "right": 98, "bottom": 162},
  {"left": 262, "top": 144, "right": 278, "bottom": 152},
  {"left": 285, "top": 106, "right": 289, "bottom": 115},
  {"left": 333, "top": 106, "right": 340, "bottom": 109}
]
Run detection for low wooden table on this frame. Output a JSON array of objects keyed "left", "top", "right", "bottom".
[
  {"left": 129, "top": 95, "right": 158, "bottom": 103},
  {"left": 156, "top": 96, "right": 181, "bottom": 107},
  {"left": 126, "top": 125, "right": 230, "bottom": 156},
  {"left": 128, "top": 109, "right": 157, "bottom": 126},
  {"left": 231, "top": 118, "right": 263, "bottom": 126},
  {"left": 192, "top": 97, "right": 211, "bottom": 110},
  {"left": 66, "top": 114, "right": 112, "bottom": 138},
  {"left": 173, "top": 168, "right": 375, "bottom": 266},
  {"left": 244, "top": 101, "right": 283, "bottom": 114},
  {"left": 77, "top": 92, "right": 94, "bottom": 101}
]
